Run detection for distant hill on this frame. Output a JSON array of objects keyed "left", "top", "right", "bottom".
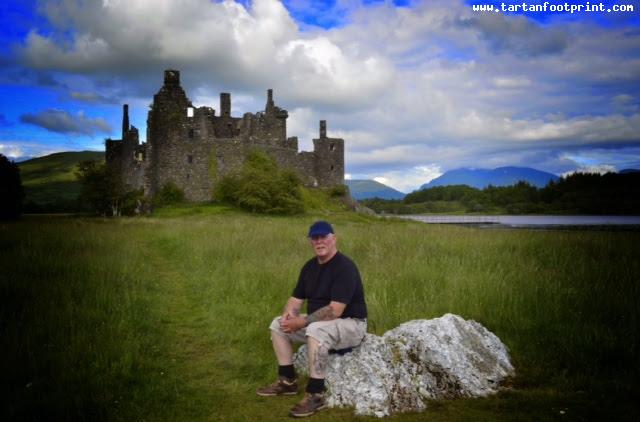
[
  {"left": 18, "top": 151, "right": 104, "bottom": 212},
  {"left": 420, "top": 166, "right": 559, "bottom": 190},
  {"left": 13, "top": 156, "right": 36, "bottom": 163},
  {"left": 619, "top": 169, "right": 640, "bottom": 174},
  {"left": 346, "top": 179, "right": 405, "bottom": 200}
]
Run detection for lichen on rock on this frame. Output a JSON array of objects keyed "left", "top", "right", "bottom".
[{"left": 293, "top": 313, "right": 514, "bottom": 417}]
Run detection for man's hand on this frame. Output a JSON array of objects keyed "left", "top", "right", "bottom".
[
  {"left": 279, "top": 297, "right": 304, "bottom": 333},
  {"left": 279, "top": 314, "right": 306, "bottom": 333}
]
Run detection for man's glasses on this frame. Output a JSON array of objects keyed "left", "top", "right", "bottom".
[{"left": 309, "top": 234, "right": 333, "bottom": 241}]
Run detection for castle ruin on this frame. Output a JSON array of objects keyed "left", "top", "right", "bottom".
[{"left": 106, "top": 70, "right": 344, "bottom": 202}]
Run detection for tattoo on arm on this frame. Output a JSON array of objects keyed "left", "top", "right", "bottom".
[
  {"left": 305, "top": 305, "right": 336, "bottom": 326},
  {"left": 283, "top": 305, "right": 301, "bottom": 316},
  {"left": 284, "top": 298, "right": 303, "bottom": 317}
]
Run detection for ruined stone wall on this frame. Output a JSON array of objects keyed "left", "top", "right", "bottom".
[
  {"left": 146, "top": 70, "right": 192, "bottom": 197},
  {"left": 105, "top": 139, "right": 122, "bottom": 165},
  {"left": 214, "top": 139, "right": 249, "bottom": 178},
  {"left": 295, "top": 151, "right": 320, "bottom": 186},
  {"left": 108, "top": 70, "right": 345, "bottom": 204},
  {"left": 240, "top": 112, "right": 287, "bottom": 147},
  {"left": 106, "top": 120, "right": 146, "bottom": 193},
  {"left": 312, "top": 135, "right": 345, "bottom": 187},
  {"left": 120, "top": 128, "right": 146, "bottom": 190}
]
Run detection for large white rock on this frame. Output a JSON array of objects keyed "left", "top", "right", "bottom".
[{"left": 293, "top": 313, "right": 514, "bottom": 417}]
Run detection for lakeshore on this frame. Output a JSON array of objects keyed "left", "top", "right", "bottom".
[{"left": 399, "top": 214, "right": 640, "bottom": 229}]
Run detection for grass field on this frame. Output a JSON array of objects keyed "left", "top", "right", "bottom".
[{"left": 1, "top": 209, "right": 639, "bottom": 421}]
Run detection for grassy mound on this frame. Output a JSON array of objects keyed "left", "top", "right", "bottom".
[{"left": 18, "top": 151, "right": 104, "bottom": 212}]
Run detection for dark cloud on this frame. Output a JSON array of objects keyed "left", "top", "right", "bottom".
[
  {"left": 457, "top": 13, "right": 569, "bottom": 56},
  {"left": 20, "top": 109, "right": 112, "bottom": 135},
  {"left": 69, "top": 91, "right": 119, "bottom": 104},
  {"left": 0, "top": 66, "right": 67, "bottom": 88}
]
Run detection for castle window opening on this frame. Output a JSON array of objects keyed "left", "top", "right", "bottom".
[
  {"left": 187, "top": 107, "right": 194, "bottom": 118},
  {"left": 188, "top": 155, "right": 193, "bottom": 164},
  {"left": 330, "top": 165, "right": 335, "bottom": 171},
  {"left": 188, "top": 129, "right": 194, "bottom": 139},
  {"left": 330, "top": 143, "right": 335, "bottom": 151}
]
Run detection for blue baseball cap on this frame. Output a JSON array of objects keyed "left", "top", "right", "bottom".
[{"left": 308, "top": 221, "right": 334, "bottom": 237}]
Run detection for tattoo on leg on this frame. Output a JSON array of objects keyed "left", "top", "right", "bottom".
[{"left": 312, "top": 343, "right": 329, "bottom": 377}]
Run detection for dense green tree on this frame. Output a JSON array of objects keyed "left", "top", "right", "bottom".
[
  {"left": 404, "top": 184, "right": 479, "bottom": 203},
  {"left": 215, "top": 150, "right": 304, "bottom": 214},
  {"left": 0, "top": 153, "right": 25, "bottom": 219},
  {"left": 76, "top": 160, "right": 144, "bottom": 216}
]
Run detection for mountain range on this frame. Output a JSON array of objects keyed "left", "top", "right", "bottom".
[
  {"left": 345, "top": 180, "right": 405, "bottom": 200},
  {"left": 420, "top": 166, "right": 560, "bottom": 190}
]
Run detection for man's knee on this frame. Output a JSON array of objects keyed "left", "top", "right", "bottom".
[
  {"left": 269, "top": 316, "right": 285, "bottom": 335},
  {"left": 305, "top": 321, "right": 334, "bottom": 348},
  {"left": 304, "top": 321, "right": 322, "bottom": 337},
  {"left": 306, "top": 319, "right": 365, "bottom": 350}
]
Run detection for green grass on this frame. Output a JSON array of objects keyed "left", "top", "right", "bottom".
[{"left": 1, "top": 212, "right": 638, "bottom": 421}]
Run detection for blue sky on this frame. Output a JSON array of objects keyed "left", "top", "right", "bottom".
[{"left": 1, "top": 0, "right": 639, "bottom": 192}]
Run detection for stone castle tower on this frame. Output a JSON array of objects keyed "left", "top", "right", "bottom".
[{"left": 106, "top": 70, "right": 345, "bottom": 201}]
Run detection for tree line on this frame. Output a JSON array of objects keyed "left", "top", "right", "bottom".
[{"left": 361, "top": 172, "right": 640, "bottom": 215}]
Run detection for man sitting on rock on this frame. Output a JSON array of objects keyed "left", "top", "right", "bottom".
[{"left": 257, "top": 220, "right": 368, "bottom": 418}]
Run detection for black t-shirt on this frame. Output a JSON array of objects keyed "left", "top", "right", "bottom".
[{"left": 292, "top": 251, "right": 367, "bottom": 319}]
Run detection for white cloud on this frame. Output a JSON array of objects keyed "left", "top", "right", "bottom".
[
  {"left": 286, "top": 107, "right": 319, "bottom": 151},
  {"left": 492, "top": 77, "right": 532, "bottom": 89},
  {"left": 360, "top": 164, "right": 442, "bottom": 193},
  {"left": 0, "top": 141, "right": 69, "bottom": 159},
  {"left": 12, "top": 0, "right": 640, "bottom": 178},
  {"left": 21, "top": 0, "right": 391, "bottom": 108},
  {"left": 0, "top": 144, "right": 24, "bottom": 158}
]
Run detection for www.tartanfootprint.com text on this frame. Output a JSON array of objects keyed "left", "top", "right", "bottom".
[{"left": 471, "top": 1, "right": 635, "bottom": 14}]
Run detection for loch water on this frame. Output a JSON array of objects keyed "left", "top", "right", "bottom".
[{"left": 400, "top": 215, "right": 640, "bottom": 230}]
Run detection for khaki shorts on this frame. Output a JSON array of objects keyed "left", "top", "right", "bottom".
[{"left": 270, "top": 315, "right": 367, "bottom": 350}]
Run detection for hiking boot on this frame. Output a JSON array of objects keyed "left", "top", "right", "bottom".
[
  {"left": 289, "top": 392, "right": 326, "bottom": 418},
  {"left": 256, "top": 376, "right": 298, "bottom": 396}
]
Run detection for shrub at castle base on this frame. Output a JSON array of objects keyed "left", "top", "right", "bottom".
[{"left": 294, "top": 313, "right": 514, "bottom": 417}]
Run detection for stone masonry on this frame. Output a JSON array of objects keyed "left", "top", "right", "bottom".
[{"left": 105, "top": 70, "right": 345, "bottom": 202}]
